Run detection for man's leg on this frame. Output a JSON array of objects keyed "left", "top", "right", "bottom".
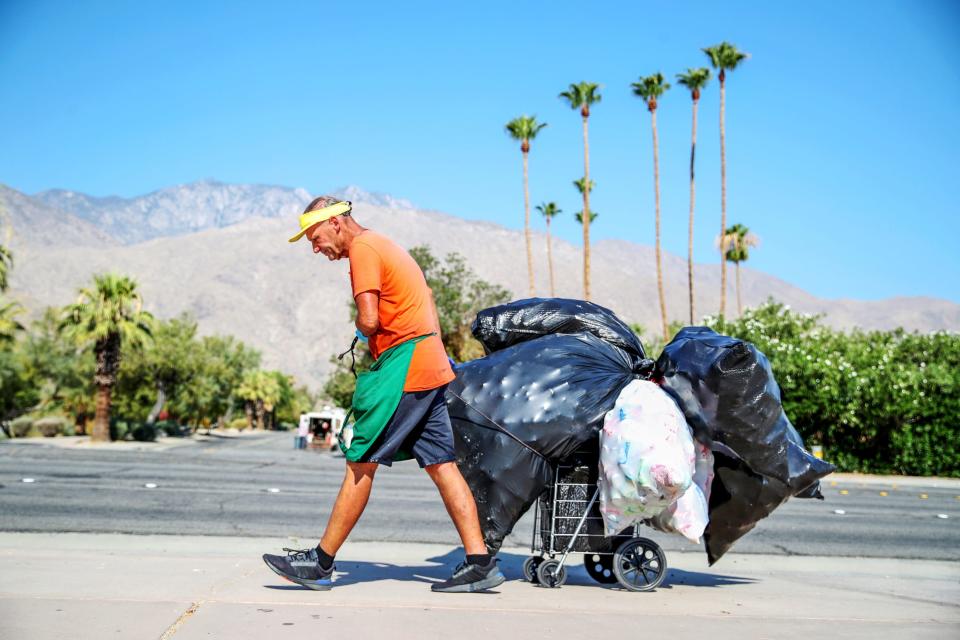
[
  {"left": 424, "top": 461, "right": 487, "bottom": 555},
  {"left": 319, "top": 461, "right": 378, "bottom": 555},
  {"left": 261, "top": 461, "right": 377, "bottom": 589},
  {"left": 425, "top": 461, "right": 505, "bottom": 592}
]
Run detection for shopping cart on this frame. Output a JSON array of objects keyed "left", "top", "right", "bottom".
[{"left": 523, "top": 445, "right": 668, "bottom": 591}]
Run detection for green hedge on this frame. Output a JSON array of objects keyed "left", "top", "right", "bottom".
[
  {"left": 34, "top": 416, "right": 70, "bottom": 437},
  {"left": 155, "top": 420, "right": 188, "bottom": 437},
  {"left": 9, "top": 415, "right": 34, "bottom": 438},
  {"left": 110, "top": 419, "right": 131, "bottom": 442},
  {"left": 704, "top": 302, "right": 959, "bottom": 477},
  {"left": 130, "top": 423, "right": 157, "bottom": 442}
]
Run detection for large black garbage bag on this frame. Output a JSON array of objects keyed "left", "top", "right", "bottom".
[
  {"left": 655, "top": 326, "right": 836, "bottom": 564},
  {"left": 446, "top": 401, "right": 553, "bottom": 553},
  {"left": 704, "top": 452, "right": 791, "bottom": 564},
  {"left": 471, "top": 298, "right": 652, "bottom": 367},
  {"left": 447, "top": 332, "right": 646, "bottom": 552}
]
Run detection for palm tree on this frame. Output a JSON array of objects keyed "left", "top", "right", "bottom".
[
  {"left": 572, "top": 177, "right": 595, "bottom": 195},
  {"left": 237, "top": 370, "right": 281, "bottom": 430},
  {"left": 574, "top": 210, "right": 598, "bottom": 224},
  {"left": 0, "top": 298, "right": 24, "bottom": 344},
  {"left": 505, "top": 115, "right": 548, "bottom": 297},
  {"left": 0, "top": 243, "right": 22, "bottom": 343},
  {"left": 632, "top": 73, "right": 671, "bottom": 341},
  {"left": 704, "top": 42, "right": 749, "bottom": 317},
  {"left": 559, "top": 82, "right": 602, "bottom": 300},
  {"left": 720, "top": 223, "right": 759, "bottom": 316},
  {"left": 675, "top": 67, "right": 711, "bottom": 325},
  {"left": 535, "top": 202, "right": 562, "bottom": 296},
  {"left": 0, "top": 244, "right": 12, "bottom": 293},
  {"left": 61, "top": 274, "right": 153, "bottom": 442},
  {"left": 236, "top": 374, "right": 257, "bottom": 430}
]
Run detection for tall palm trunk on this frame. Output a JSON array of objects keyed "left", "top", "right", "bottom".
[
  {"left": 255, "top": 399, "right": 265, "bottom": 430},
  {"left": 522, "top": 148, "right": 535, "bottom": 296},
  {"left": 92, "top": 384, "right": 111, "bottom": 442},
  {"left": 719, "top": 70, "right": 728, "bottom": 317},
  {"left": 545, "top": 216, "right": 555, "bottom": 296},
  {"left": 652, "top": 109, "right": 668, "bottom": 341},
  {"left": 736, "top": 260, "right": 743, "bottom": 316},
  {"left": 687, "top": 97, "right": 699, "bottom": 325},
  {"left": 244, "top": 400, "right": 254, "bottom": 430},
  {"left": 581, "top": 114, "right": 592, "bottom": 301},
  {"left": 91, "top": 334, "right": 120, "bottom": 442}
]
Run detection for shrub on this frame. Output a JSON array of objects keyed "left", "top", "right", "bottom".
[
  {"left": 228, "top": 417, "right": 248, "bottom": 431},
  {"left": 705, "top": 301, "right": 960, "bottom": 477},
  {"left": 62, "top": 423, "right": 77, "bottom": 437},
  {"left": 110, "top": 419, "right": 130, "bottom": 441},
  {"left": 276, "top": 421, "right": 294, "bottom": 431},
  {"left": 130, "top": 423, "right": 157, "bottom": 442},
  {"left": 34, "top": 416, "right": 69, "bottom": 438},
  {"left": 10, "top": 415, "right": 34, "bottom": 438},
  {"left": 155, "top": 420, "right": 187, "bottom": 437}
]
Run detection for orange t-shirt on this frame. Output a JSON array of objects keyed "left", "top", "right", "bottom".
[{"left": 348, "top": 230, "right": 455, "bottom": 392}]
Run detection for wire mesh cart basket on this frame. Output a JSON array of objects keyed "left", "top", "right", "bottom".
[{"left": 523, "top": 446, "right": 668, "bottom": 591}]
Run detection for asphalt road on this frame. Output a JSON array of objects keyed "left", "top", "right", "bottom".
[{"left": 1, "top": 432, "right": 957, "bottom": 562}]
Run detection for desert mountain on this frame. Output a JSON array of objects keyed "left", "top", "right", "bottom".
[
  {"left": 1, "top": 184, "right": 117, "bottom": 248},
  {"left": 32, "top": 181, "right": 411, "bottom": 245},
  {"left": 3, "top": 181, "right": 958, "bottom": 391}
]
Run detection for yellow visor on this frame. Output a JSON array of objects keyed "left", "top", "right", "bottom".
[{"left": 287, "top": 201, "right": 352, "bottom": 243}]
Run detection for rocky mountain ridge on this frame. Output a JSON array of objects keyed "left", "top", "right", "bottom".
[
  {"left": 32, "top": 181, "right": 412, "bottom": 245},
  {"left": 3, "top": 180, "right": 957, "bottom": 391}
]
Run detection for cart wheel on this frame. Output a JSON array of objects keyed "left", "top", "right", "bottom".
[
  {"left": 613, "top": 537, "right": 667, "bottom": 592},
  {"left": 584, "top": 553, "right": 618, "bottom": 584},
  {"left": 536, "top": 559, "right": 567, "bottom": 588},
  {"left": 522, "top": 556, "right": 544, "bottom": 584}
]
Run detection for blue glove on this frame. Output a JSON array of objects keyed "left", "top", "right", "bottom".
[{"left": 355, "top": 329, "right": 369, "bottom": 344}]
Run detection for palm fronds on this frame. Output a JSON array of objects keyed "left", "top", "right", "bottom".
[
  {"left": 631, "top": 73, "right": 671, "bottom": 110},
  {"left": 676, "top": 67, "right": 711, "bottom": 100},
  {"left": 536, "top": 202, "right": 562, "bottom": 220}
]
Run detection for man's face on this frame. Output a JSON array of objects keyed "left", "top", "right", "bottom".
[{"left": 305, "top": 217, "right": 343, "bottom": 261}]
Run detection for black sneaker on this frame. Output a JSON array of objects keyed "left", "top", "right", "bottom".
[
  {"left": 262, "top": 547, "right": 335, "bottom": 591},
  {"left": 431, "top": 558, "right": 505, "bottom": 593}
]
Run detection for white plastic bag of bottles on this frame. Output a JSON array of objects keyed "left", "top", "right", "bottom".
[
  {"left": 598, "top": 380, "right": 696, "bottom": 536},
  {"left": 648, "top": 441, "right": 713, "bottom": 543}
]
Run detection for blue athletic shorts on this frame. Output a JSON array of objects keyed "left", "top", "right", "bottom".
[{"left": 358, "top": 384, "right": 456, "bottom": 468}]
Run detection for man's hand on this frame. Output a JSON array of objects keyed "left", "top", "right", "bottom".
[{"left": 355, "top": 290, "right": 380, "bottom": 337}]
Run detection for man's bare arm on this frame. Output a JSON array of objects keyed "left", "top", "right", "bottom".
[{"left": 355, "top": 291, "right": 380, "bottom": 336}]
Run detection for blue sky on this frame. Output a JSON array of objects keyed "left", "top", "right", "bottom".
[{"left": 2, "top": 0, "right": 958, "bottom": 302}]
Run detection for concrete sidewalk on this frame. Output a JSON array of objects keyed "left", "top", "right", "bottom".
[{"left": 0, "top": 533, "right": 957, "bottom": 639}]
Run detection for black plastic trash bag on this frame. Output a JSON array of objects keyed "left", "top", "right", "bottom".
[
  {"left": 705, "top": 451, "right": 789, "bottom": 563},
  {"left": 655, "top": 326, "right": 835, "bottom": 564},
  {"left": 472, "top": 298, "right": 652, "bottom": 368},
  {"left": 447, "top": 332, "right": 648, "bottom": 552},
  {"left": 446, "top": 395, "right": 553, "bottom": 554}
]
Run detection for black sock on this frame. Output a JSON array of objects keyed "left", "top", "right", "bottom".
[
  {"left": 466, "top": 553, "right": 492, "bottom": 566},
  {"left": 316, "top": 544, "right": 335, "bottom": 570}
]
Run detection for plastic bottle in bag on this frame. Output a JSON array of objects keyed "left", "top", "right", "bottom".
[{"left": 598, "top": 380, "right": 695, "bottom": 535}]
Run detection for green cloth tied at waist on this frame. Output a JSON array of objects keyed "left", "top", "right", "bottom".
[{"left": 339, "top": 333, "right": 433, "bottom": 462}]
